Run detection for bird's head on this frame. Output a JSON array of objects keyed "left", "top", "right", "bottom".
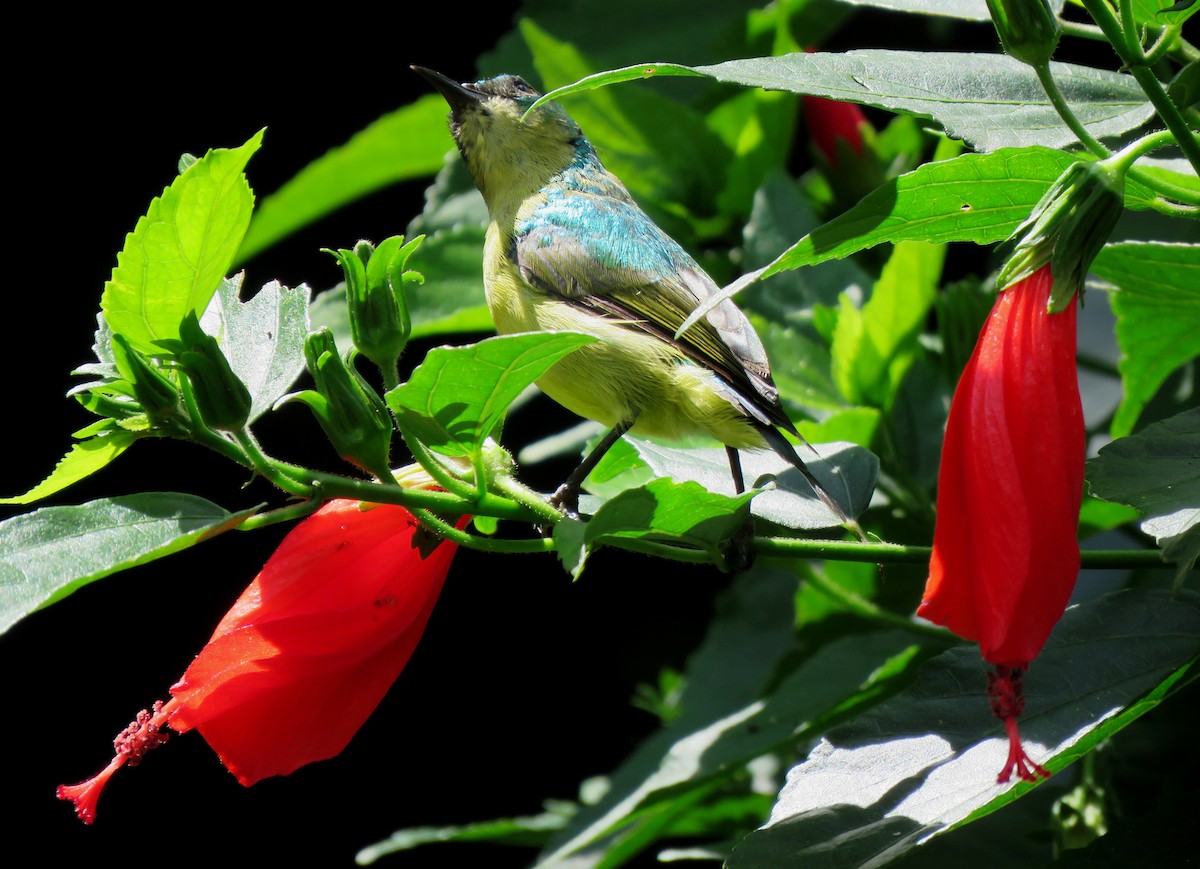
[{"left": 413, "top": 67, "right": 589, "bottom": 207}]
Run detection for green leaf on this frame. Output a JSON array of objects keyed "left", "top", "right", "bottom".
[
  {"left": 837, "top": 0, "right": 997, "bottom": 19},
  {"left": 237, "top": 97, "right": 453, "bottom": 262},
  {"left": 1090, "top": 242, "right": 1200, "bottom": 438},
  {"left": 385, "top": 332, "right": 597, "bottom": 459},
  {"left": 199, "top": 274, "right": 310, "bottom": 422},
  {"left": 1087, "top": 408, "right": 1200, "bottom": 581},
  {"left": 727, "top": 588, "right": 1200, "bottom": 869},
  {"left": 621, "top": 437, "right": 879, "bottom": 529},
  {"left": 535, "top": 52, "right": 1153, "bottom": 153},
  {"left": 0, "top": 493, "right": 256, "bottom": 635},
  {"left": 768, "top": 149, "right": 1163, "bottom": 278},
  {"left": 537, "top": 564, "right": 801, "bottom": 865},
  {"left": 740, "top": 169, "right": 873, "bottom": 318},
  {"left": 0, "top": 432, "right": 141, "bottom": 505},
  {"left": 358, "top": 803, "right": 574, "bottom": 864},
  {"left": 101, "top": 131, "right": 262, "bottom": 354},
  {"left": 540, "top": 566, "right": 928, "bottom": 866},
  {"left": 831, "top": 242, "right": 944, "bottom": 409},
  {"left": 582, "top": 477, "right": 754, "bottom": 570},
  {"left": 1128, "top": 0, "right": 1197, "bottom": 26}
]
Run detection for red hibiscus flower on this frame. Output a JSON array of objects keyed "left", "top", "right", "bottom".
[
  {"left": 58, "top": 498, "right": 462, "bottom": 823},
  {"left": 918, "top": 264, "right": 1084, "bottom": 783}
]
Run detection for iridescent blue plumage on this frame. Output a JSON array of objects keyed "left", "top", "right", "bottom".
[{"left": 413, "top": 66, "right": 853, "bottom": 531}]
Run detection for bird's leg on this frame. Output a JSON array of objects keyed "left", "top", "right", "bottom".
[
  {"left": 550, "top": 418, "right": 636, "bottom": 519},
  {"left": 725, "top": 447, "right": 756, "bottom": 573}
]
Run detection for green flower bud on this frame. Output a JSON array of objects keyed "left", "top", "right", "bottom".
[
  {"left": 331, "top": 234, "right": 422, "bottom": 374},
  {"left": 996, "top": 160, "right": 1124, "bottom": 312},
  {"left": 284, "top": 329, "right": 394, "bottom": 477},
  {"left": 158, "top": 314, "right": 252, "bottom": 431},
  {"left": 986, "top": 0, "right": 1061, "bottom": 67},
  {"left": 111, "top": 333, "right": 181, "bottom": 425}
]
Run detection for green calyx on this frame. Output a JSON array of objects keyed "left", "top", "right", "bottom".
[
  {"left": 330, "top": 234, "right": 423, "bottom": 375},
  {"left": 156, "top": 314, "right": 252, "bottom": 432},
  {"left": 110, "top": 334, "right": 181, "bottom": 426},
  {"left": 996, "top": 160, "right": 1125, "bottom": 312},
  {"left": 985, "top": 0, "right": 1061, "bottom": 68},
  {"left": 282, "top": 329, "right": 394, "bottom": 478}
]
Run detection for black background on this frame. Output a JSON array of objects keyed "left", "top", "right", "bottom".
[
  {"left": 7, "top": 5, "right": 1191, "bottom": 868},
  {"left": 5, "top": 6, "right": 733, "bottom": 867}
]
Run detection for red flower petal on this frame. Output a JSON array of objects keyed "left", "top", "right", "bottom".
[
  {"left": 802, "top": 95, "right": 867, "bottom": 168},
  {"left": 166, "top": 500, "right": 460, "bottom": 786},
  {"left": 919, "top": 265, "right": 1084, "bottom": 667}
]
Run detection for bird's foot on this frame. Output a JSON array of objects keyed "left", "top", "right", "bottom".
[
  {"left": 725, "top": 516, "right": 758, "bottom": 573},
  {"left": 536, "top": 482, "right": 581, "bottom": 538},
  {"left": 548, "top": 481, "right": 581, "bottom": 519}
]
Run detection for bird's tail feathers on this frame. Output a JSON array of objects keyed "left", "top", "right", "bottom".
[{"left": 757, "top": 425, "right": 865, "bottom": 540}]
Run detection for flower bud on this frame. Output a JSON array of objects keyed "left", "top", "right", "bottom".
[
  {"left": 111, "top": 333, "right": 181, "bottom": 425},
  {"left": 986, "top": 0, "right": 1061, "bottom": 67},
  {"left": 157, "top": 314, "right": 252, "bottom": 431},
  {"left": 996, "top": 160, "right": 1124, "bottom": 312},
  {"left": 333, "top": 234, "right": 422, "bottom": 374},
  {"left": 282, "top": 329, "right": 394, "bottom": 477}
]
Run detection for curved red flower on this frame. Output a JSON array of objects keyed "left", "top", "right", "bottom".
[
  {"left": 802, "top": 94, "right": 867, "bottom": 169},
  {"left": 58, "top": 498, "right": 462, "bottom": 822},
  {"left": 918, "top": 264, "right": 1084, "bottom": 781}
]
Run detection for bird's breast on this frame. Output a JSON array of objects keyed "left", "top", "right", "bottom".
[{"left": 481, "top": 224, "right": 764, "bottom": 449}]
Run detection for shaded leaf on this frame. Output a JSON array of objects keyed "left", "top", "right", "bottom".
[
  {"left": 1087, "top": 408, "right": 1200, "bottom": 580},
  {"left": 0, "top": 494, "right": 255, "bottom": 635},
  {"left": 624, "top": 437, "right": 878, "bottom": 529},
  {"left": 727, "top": 588, "right": 1200, "bottom": 869},
  {"left": 536, "top": 52, "right": 1153, "bottom": 153},
  {"left": 359, "top": 802, "right": 574, "bottom": 864},
  {"left": 1090, "top": 242, "right": 1200, "bottom": 438}
]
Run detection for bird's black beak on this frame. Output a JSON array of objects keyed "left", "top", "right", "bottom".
[{"left": 411, "top": 66, "right": 484, "bottom": 119}]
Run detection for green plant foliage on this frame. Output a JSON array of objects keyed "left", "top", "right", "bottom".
[
  {"left": 8, "top": 0, "right": 1198, "bottom": 865},
  {"left": 101, "top": 132, "right": 263, "bottom": 355},
  {"left": 0, "top": 494, "right": 255, "bottom": 635}
]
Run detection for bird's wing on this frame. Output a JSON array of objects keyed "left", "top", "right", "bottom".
[{"left": 514, "top": 194, "right": 793, "bottom": 432}]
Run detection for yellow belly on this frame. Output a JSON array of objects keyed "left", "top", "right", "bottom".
[{"left": 483, "top": 231, "right": 766, "bottom": 450}]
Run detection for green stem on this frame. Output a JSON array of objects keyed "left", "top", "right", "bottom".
[
  {"left": 1034, "top": 61, "right": 1110, "bottom": 158},
  {"left": 1142, "top": 23, "right": 1178, "bottom": 65},
  {"left": 303, "top": 470, "right": 538, "bottom": 522},
  {"left": 233, "top": 429, "right": 314, "bottom": 497},
  {"left": 755, "top": 537, "right": 1171, "bottom": 568},
  {"left": 407, "top": 507, "right": 553, "bottom": 554},
  {"left": 801, "top": 565, "right": 956, "bottom": 640},
  {"left": 1106, "top": 130, "right": 1200, "bottom": 208},
  {"left": 490, "top": 473, "right": 563, "bottom": 524},
  {"left": 1060, "top": 20, "right": 1108, "bottom": 42},
  {"left": 1081, "top": 0, "right": 1200, "bottom": 175},
  {"left": 238, "top": 499, "right": 324, "bottom": 532},
  {"left": 400, "top": 433, "right": 479, "bottom": 500}
]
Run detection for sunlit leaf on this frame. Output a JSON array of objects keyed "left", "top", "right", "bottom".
[
  {"left": 102, "top": 132, "right": 262, "bottom": 354},
  {"left": 385, "top": 332, "right": 596, "bottom": 459},
  {"left": 199, "top": 274, "right": 311, "bottom": 422},
  {"left": 0, "top": 494, "right": 255, "bottom": 635}
]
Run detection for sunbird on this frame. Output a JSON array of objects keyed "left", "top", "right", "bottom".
[{"left": 414, "top": 67, "right": 853, "bottom": 530}]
